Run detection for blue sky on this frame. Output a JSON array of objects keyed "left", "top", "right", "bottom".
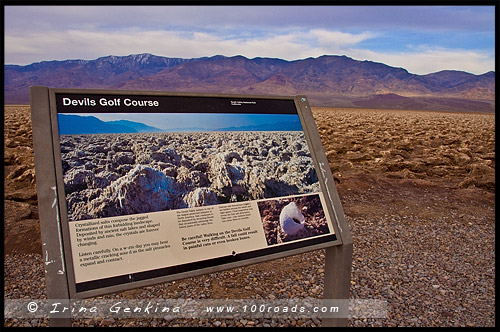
[
  {"left": 4, "top": 5, "right": 495, "bottom": 74},
  {"left": 65, "top": 113, "right": 302, "bottom": 132}
]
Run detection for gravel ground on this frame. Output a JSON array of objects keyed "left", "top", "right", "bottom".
[
  {"left": 4, "top": 106, "right": 495, "bottom": 327},
  {"left": 4, "top": 176, "right": 495, "bottom": 327}
]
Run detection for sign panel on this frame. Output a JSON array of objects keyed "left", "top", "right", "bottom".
[{"left": 33, "top": 88, "right": 346, "bottom": 298}]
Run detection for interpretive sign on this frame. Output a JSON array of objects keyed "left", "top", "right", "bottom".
[{"left": 31, "top": 87, "right": 351, "bottom": 304}]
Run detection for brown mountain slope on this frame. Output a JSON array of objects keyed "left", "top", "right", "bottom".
[{"left": 5, "top": 54, "right": 495, "bottom": 112}]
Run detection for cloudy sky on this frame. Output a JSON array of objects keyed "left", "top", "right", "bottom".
[{"left": 4, "top": 5, "right": 495, "bottom": 74}]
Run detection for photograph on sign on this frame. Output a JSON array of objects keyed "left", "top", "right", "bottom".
[
  {"left": 58, "top": 113, "right": 319, "bottom": 220},
  {"left": 257, "top": 194, "right": 330, "bottom": 245},
  {"left": 51, "top": 92, "right": 338, "bottom": 293}
]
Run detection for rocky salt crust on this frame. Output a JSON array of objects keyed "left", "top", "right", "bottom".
[
  {"left": 4, "top": 106, "right": 495, "bottom": 327},
  {"left": 60, "top": 131, "right": 320, "bottom": 221}
]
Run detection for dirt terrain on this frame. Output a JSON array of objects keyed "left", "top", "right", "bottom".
[{"left": 4, "top": 105, "right": 495, "bottom": 327}]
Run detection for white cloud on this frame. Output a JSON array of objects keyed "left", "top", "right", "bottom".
[
  {"left": 310, "top": 29, "right": 377, "bottom": 47},
  {"left": 348, "top": 47, "right": 495, "bottom": 75},
  {"left": 5, "top": 28, "right": 374, "bottom": 64}
]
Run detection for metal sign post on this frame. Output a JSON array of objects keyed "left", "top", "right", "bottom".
[
  {"left": 30, "top": 86, "right": 352, "bottom": 327},
  {"left": 298, "top": 95, "right": 353, "bottom": 327},
  {"left": 30, "top": 86, "right": 72, "bottom": 326}
]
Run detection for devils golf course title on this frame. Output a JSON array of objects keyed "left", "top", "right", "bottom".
[{"left": 62, "top": 97, "right": 160, "bottom": 107}]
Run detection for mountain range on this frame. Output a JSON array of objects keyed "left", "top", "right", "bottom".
[
  {"left": 5, "top": 53, "right": 495, "bottom": 112},
  {"left": 57, "top": 114, "right": 164, "bottom": 135},
  {"left": 57, "top": 114, "right": 303, "bottom": 135}
]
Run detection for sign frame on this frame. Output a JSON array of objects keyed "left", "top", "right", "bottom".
[{"left": 30, "top": 86, "right": 352, "bottom": 326}]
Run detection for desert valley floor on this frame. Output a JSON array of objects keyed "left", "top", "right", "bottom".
[{"left": 4, "top": 105, "right": 495, "bottom": 327}]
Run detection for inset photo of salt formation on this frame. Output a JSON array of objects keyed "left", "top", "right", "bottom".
[
  {"left": 57, "top": 112, "right": 321, "bottom": 221},
  {"left": 257, "top": 194, "right": 331, "bottom": 245}
]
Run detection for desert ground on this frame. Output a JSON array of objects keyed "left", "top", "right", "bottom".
[{"left": 4, "top": 105, "right": 495, "bottom": 327}]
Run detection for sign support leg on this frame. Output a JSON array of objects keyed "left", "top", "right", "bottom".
[
  {"left": 31, "top": 86, "right": 72, "bottom": 327},
  {"left": 321, "top": 243, "right": 353, "bottom": 327}
]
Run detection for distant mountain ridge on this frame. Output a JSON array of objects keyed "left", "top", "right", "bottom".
[
  {"left": 57, "top": 114, "right": 164, "bottom": 135},
  {"left": 57, "top": 114, "right": 302, "bottom": 135},
  {"left": 106, "top": 120, "right": 163, "bottom": 133},
  {"left": 6, "top": 53, "right": 495, "bottom": 112}
]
